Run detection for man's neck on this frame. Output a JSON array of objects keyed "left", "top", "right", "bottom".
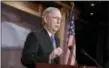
[{"left": 44, "top": 26, "right": 55, "bottom": 35}]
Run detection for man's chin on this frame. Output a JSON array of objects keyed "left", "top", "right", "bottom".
[{"left": 53, "top": 29, "right": 59, "bottom": 33}]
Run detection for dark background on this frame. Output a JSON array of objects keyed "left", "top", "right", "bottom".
[{"left": 74, "top": 1, "right": 108, "bottom": 67}]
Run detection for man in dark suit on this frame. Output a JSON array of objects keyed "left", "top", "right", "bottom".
[{"left": 21, "top": 7, "right": 63, "bottom": 68}]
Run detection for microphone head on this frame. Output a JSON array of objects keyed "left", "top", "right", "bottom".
[{"left": 81, "top": 49, "right": 88, "bottom": 56}]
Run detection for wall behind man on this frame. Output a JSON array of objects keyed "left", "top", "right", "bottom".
[{"left": 1, "top": 2, "right": 42, "bottom": 68}]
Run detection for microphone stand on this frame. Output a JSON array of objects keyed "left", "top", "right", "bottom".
[{"left": 81, "top": 49, "right": 102, "bottom": 68}]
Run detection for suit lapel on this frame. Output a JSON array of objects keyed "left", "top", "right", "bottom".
[
  {"left": 36, "top": 28, "right": 54, "bottom": 53},
  {"left": 34, "top": 27, "right": 60, "bottom": 54},
  {"left": 55, "top": 36, "right": 59, "bottom": 48},
  {"left": 42, "top": 28, "right": 59, "bottom": 48}
]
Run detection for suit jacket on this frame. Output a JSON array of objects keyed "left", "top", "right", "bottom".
[{"left": 21, "top": 27, "right": 60, "bottom": 68}]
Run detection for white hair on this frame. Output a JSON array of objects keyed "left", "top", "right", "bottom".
[{"left": 42, "top": 7, "right": 61, "bottom": 17}]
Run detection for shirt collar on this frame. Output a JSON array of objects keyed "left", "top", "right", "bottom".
[
  {"left": 44, "top": 27, "right": 53, "bottom": 37},
  {"left": 47, "top": 30, "right": 52, "bottom": 37}
]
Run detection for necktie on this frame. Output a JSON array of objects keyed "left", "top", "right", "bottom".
[{"left": 50, "top": 35, "right": 56, "bottom": 49}]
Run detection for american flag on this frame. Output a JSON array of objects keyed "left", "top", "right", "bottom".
[{"left": 64, "top": 7, "right": 76, "bottom": 66}]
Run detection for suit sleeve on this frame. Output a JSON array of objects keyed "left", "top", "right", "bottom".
[{"left": 21, "top": 32, "right": 50, "bottom": 66}]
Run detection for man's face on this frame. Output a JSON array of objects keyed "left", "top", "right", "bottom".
[{"left": 45, "top": 10, "right": 62, "bottom": 33}]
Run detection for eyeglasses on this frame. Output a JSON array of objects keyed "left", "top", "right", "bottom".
[{"left": 48, "top": 16, "right": 62, "bottom": 22}]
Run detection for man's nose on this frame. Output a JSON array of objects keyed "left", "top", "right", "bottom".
[
  {"left": 57, "top": 19, "right": 61, "bottom": 24},
  {"left": 57, "top": 21, "right": 60, "bottom": 25}
]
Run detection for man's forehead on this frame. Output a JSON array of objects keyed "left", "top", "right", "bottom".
[
  {"left": 52, "top": 10, "right": 61, "bottom": 14},
  {"left": 51, "top": 11, "right": 62, "bottom": 16}
]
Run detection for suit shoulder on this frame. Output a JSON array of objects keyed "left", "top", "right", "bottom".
[
  {"left": 31, "top": 28, "right": 42, "bottom": 34},
  {"left": 29, "top": 28, "right": 43, "bottom": 37}
]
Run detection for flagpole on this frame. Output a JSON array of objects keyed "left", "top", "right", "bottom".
[{"left": 64, "top": 1, "right": 77, "bottom": 66}]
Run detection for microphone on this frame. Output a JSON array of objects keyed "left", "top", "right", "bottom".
[{"left": 81, "top": 49, "right": 102, "bottom": 68}]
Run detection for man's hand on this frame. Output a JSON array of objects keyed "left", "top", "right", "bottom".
[{"left": 49, "top": 47, "right": 63, "bottom": 60}]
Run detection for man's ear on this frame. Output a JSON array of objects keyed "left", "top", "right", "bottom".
[{"left": 43, "top": 16, "right": 47, "bottom": 24}]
